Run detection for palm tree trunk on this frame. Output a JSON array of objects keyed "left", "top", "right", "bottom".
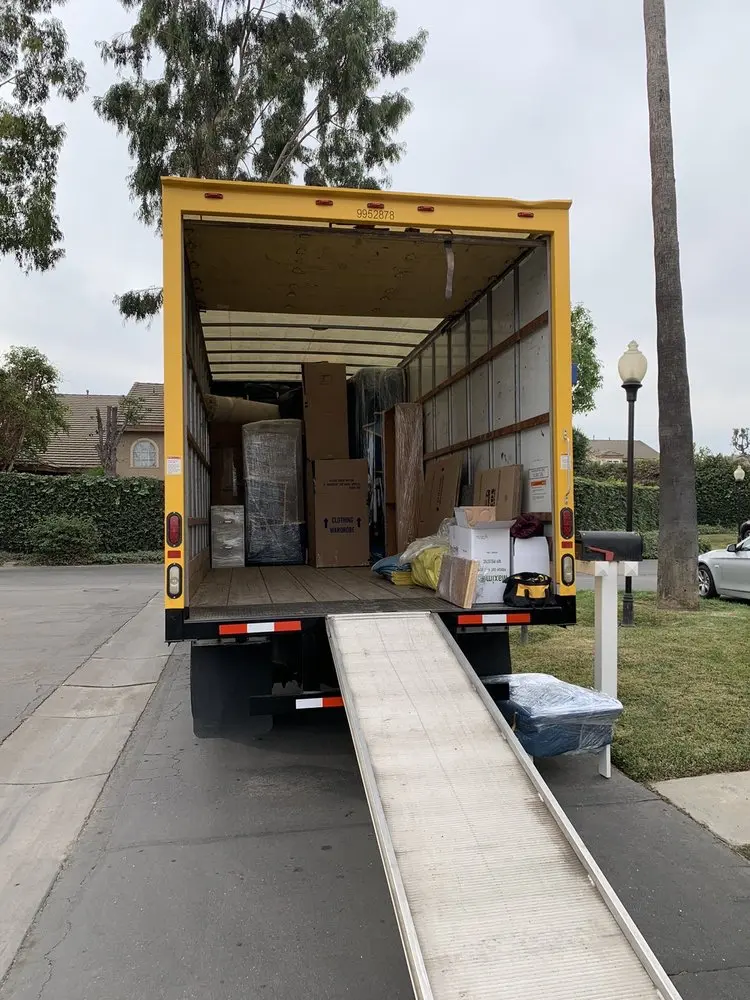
[{"left": 643, "top": 0, "right": 698, "bottom": 609}]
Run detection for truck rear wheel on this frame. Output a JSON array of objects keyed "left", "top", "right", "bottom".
[{"left": 190, "top": 642, "right": 273, "bottom": 738}]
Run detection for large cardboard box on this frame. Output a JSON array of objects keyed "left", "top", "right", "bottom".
[
  {"left": 474, "top": 465, "right": 523, "bottom": 521},
  {"left": 307, "top": 459, "right": 369, "bottom": 567},
  {"left": 302, "top": 362, "right": 349, "bottom": 460},
  {"left": 417, "top": 455, "right": 462, "bottom": 536},
  {"left": 450, "top": 521, "right": 513, "bottom": 604}
]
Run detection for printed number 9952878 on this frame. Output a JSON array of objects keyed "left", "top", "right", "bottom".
[{"left": 356, "top": 208, "right": 395, "bottom": 221}]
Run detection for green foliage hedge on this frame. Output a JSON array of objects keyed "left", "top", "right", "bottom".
[
  {"left": 33, "top": 515, "right": 100, "bottom": 564},
  {"left": 576, "top": 454, "right": 749, "bottom": 529},
  {"left": 574, "top": 477, "right": 660, "bottom": 532},
  {"left": 0, "top": 473, "right": 163, "bottom": 553}
]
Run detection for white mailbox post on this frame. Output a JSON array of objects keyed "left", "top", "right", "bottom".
[{"left": 578, "top": 558, "right": 640, "bottom": 778}]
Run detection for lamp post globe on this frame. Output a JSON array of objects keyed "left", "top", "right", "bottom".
[{"left": 618, "top": 340, "right": 648, "bottom": 388}]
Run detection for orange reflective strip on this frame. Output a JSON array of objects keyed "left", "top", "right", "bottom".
[
  {"left": 275, "top": 621, "right": 302, "bottom": 632},
  {"left": 321, "top": 696, "right": 344, "bottom": 709}
]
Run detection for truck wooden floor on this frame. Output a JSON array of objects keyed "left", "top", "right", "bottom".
[{"left": 189, "top": 565, "right": 453, "bottom": 621}]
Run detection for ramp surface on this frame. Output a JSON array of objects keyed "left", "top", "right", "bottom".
[{"left": 327, "top": 612, "right": 680, "bottom": 1000}]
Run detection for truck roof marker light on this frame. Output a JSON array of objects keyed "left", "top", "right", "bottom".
[
  {"left": 518, "top": 210, "right": 535, "bottom": 218},
  {"left": 417, "top": 205, "right": 435, "bottom": 213},
  {"left": 204, "top": 192, "right": 224, "bottom": 200},
  {"left": 315, "top": 199, "right": 334, "bottom": 206}
]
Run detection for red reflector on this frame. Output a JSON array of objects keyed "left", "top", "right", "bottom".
[
  {"left": 517, "top": 210, "right": 535, "bottom": 218},
  {"left": 561, "top": 540, "right": 573, "bottom": 549},
  {"left": 457, "top": 614, "right": 483, "bottom": 625},
  {"left": 507, "top": 613, "right": 531, "bottom": 624},
  {"left": 322, "top": 696, "right": 344, "bottom": 709},
  {"left": 560, "top": 507, "right": 574, "bottom": 539},
  {"left": 315, "top": 199, "right": 334, "bottom": 206},
  {"left": 417, "top": 205, "right": 435, "bottom": 213},
  {"left": 367, "top": 202, "right": 385, "bottom": 209},
  {"left": 219, "top": 623, "right": 247, "bottom": 636},
  {"left": 204, "top": 192, "right": 223, "bottom": 199},
  {"left": 166, "top": 512, "right": 182, "bottom": 547},
  {"left": 167, "top": 549, "right": 181, "bottom": 559},
  {"left": 275, "top": 620, "right": 302, "bottom": 632}
]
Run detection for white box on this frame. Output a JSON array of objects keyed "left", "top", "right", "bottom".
[
  {"left": 449, "top": 521, "right": 512, "bottom": 604},
  {"left": 512, "top": 536, "right": 550, "bottom": 577}
]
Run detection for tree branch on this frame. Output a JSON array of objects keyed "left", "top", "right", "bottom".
[{"left": 267, "top": 102, "right": 322, "bottom": 181}]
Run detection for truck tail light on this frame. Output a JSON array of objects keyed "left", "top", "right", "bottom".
[
  {"left": 560, "top": 507, "right": 574, "bottom": 539},
  {"left": 167, "top": 563, "right": 183, "bottom": 599},
  {"left": 561, "top": 555, "right": 575, "bottom": 586},
  {"left": 166, "top": 512, "right": 182, "bottom": 547}
]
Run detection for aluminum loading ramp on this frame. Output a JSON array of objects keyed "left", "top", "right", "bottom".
[{"left": 327, "top": 613, "right": 681, "bottom": 1000}]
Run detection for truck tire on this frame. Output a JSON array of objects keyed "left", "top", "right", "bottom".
[{"left": 190, "top": 642, "right": 273, "bottom": 738}]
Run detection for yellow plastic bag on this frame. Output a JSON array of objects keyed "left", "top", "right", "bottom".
[{"left": 410, "top": 544, "right": 449, "bottom": 591}]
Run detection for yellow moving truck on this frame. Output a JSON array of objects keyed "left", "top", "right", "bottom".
[{"left": 161, "top": 178, "right": 576, "bottom": 735}]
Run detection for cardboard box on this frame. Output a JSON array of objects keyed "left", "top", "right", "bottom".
[
  {"left": 302, "top": 362, "right": 349, "bottom": 460},
  {"left": 307, "top": 459, "right": 369, "bottom": 567},
  {"left": 437, "top": 554, "right": 479, "bottom": 609},
  {"left": 454, "top": 506, "right": 495, "bottom": 528},
  {"left": 417, "top": 455, "right": 463, "bottom": 536},
  {"left": 474, "top": 465, "right": 523, "bottom": 521},
  {"left": 450, "top": 521, "right": 513, "bottom": 604}
]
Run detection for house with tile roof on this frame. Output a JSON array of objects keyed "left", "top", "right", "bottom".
[
  {"left": 23, "top": 383, "right": 165, "bottom": 478},
  {"left": 588, "top": 438, "right": 659, "bottom": 464}
]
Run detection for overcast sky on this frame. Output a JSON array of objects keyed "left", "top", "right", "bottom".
[{"left": 1, "top": 0, "right": 747, "bottom": 454}]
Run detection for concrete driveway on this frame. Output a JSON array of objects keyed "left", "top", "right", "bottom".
[{"left": 0, "top": 564, "right": 162, "bottom": 743}]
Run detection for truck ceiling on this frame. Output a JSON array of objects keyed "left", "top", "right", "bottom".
[{"left": 183, "top": 217, "right": 543, "bottom": 382}]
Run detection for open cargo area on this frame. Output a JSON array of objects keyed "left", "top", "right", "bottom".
[{"left": 162, "top": 180, "right": 575, "bottom": 639}]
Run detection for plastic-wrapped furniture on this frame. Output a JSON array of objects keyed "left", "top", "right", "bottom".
[
  {"left": 210, "top": 506, "right": 245, "bottom": 568},
  {"left": 242, "top": 419, "right": 304, "bottom": 564},
  {"left": 496, "top": 673, "right": 623, "bottom": 758}
]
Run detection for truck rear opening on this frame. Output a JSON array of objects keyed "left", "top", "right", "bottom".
[{"left": 161, "top": 180, "right": 575, "bottom": 727}]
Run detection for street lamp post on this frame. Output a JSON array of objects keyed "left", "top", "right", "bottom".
[
  {"left": 734, "top": 465, "right": 746, "bottom": 541},
  {"left": 618, "top": 341, "right": 648, "bottom": 627}
]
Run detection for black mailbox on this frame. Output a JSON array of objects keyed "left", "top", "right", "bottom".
[{"left": 575, "top": 530, "right": 643, "bottom": 563}]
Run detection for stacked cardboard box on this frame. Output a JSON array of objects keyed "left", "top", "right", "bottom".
[{"left": 302, "top": 362, "right": 369, "bottom": 567}]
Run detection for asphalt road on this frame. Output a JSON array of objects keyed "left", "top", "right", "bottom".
[
  {"left": 0, "top": 564, "right": 161, "bottom": 744},
  {"left": 3, "top": 641, "right": 748, "bottom": 1000}
]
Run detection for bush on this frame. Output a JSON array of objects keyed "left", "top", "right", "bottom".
[
  {"left": 33, "top": 515, "right": 100, "bottom": 564},
  {"left": 574, "top": 477, "right": 659, "bottom": 533},
  {"left": 0, "top": 473, "right": 163, "bottom": 553}
]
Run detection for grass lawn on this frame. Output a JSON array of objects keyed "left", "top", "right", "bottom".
[
  {"left": 510, "top": 591, "right": 750, "bottom": 783},
  {"left": 701, "top": 532, "right": 738, "bottom": 552}
]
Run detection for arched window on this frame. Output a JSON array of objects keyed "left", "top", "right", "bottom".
[{"left": 131, "top": 438, "right": 158, "bottom": 469}]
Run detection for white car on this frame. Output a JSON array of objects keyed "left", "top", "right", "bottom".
[{"left": 698, "top": 537, "right": 750, "bottom": 599}]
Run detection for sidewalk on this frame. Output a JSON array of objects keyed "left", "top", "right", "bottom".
[{"left": 540, "top": 755, "right": 750, "bottom": 999}]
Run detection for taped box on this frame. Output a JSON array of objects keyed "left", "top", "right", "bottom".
[{"left": 449, "top": 521, "right": 513, "bottom": 604}]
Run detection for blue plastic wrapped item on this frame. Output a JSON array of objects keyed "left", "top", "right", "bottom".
[{"left": 497, "top": 673, "right": 623, "bottom": 758}]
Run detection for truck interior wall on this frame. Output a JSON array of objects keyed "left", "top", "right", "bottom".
[
  {"left": 184, "top": 279, "right": 212, "bottom": 601},
  {"left": 405, "top": 243, "right": 553, "bottom": 521}
]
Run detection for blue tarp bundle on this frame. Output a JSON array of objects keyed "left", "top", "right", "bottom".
[{"left": 497, "top": 673, "right": 623, "bottom": 758}]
